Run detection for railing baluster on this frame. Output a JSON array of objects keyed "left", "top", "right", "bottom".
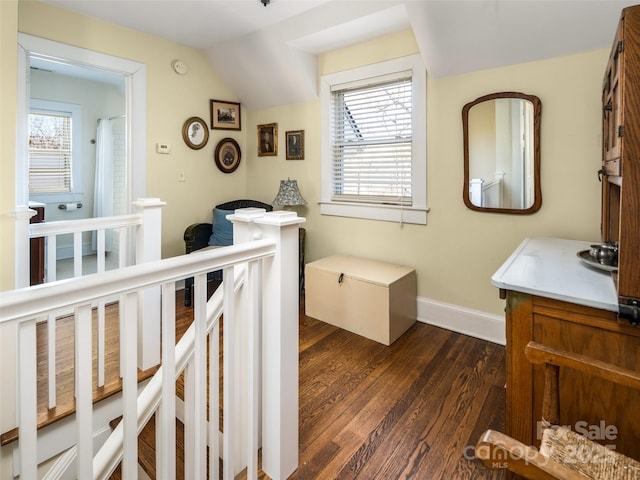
[
  {"left": 118, "top": 226, "right": 127, "bottom": 268},
  {"left": 46, "top": 235, "right": 58, "bottom": 408},
  {"left": 45, "top": 235, "right": 57, "bottom": 408},
  {"left": 223, "top": 265, "right": 235, "bottom": 480},
  {"left": 75, "top": 303, "right": 93, "bottom": 478},
  {"left": 183, "top": 363, "right": 195, "bottom": 480},
  {"left": 247, "top": 260, "right": 260, "bottom": 480},
  {"left": 47, "top": 312, "right": 56, "bottom": 408},
  {"left": 158, "top": 281, "right": 177, "bottom": 479},
  {"left": 120, "top": 291, "right": 138, "bottom": 479},
  {"left": 194, "top": 272, "right": 208, "bottom": 479},
  {"left": 97, "top": 229, "right": 106, "bottom": 274},
  {"left": 209, "top": 306, "right": 221, "bottom": 480},
  {"left": 97, "top": 229, "right": 106, "bottom": 387},
  {"left": 73, "top": 231, "right": 82, "bottom": 277},
  {"left": 46, "top": 234, "right": 57, "bottom": 282},
  {"left": 18, "top": 319, "right": 38, "bottom": 480}
]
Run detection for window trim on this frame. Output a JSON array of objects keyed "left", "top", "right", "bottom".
[
  {"left": 29, "top": 99, "right": 83, "bottom": 203},
  {"left": 320, "top": 54, "right": 427, "bottom": 224}
]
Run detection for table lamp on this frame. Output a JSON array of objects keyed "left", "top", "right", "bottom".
[{"left": 272, "top": 179, "right": 307, "bottom": 209}]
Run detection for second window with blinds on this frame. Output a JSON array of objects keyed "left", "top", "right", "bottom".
[
  {"left": 29, "top": 99, "right": 83, "bottom": 203},
  {"left": 320, "top": 54, "right": 427, "bottom": 224}
]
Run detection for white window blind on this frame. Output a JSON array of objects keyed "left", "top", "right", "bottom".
[
  {"left": 330, "top": 73, "right": 412, "bottom": 205},
  {"left": 29, "top": 111, "right": 72, "bottom": 193}
]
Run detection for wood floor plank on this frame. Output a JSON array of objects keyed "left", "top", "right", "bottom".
[
  {"left": 291, "top": 314, "right": 506, "bottom": 480},
  {"left": 334, "top": 334, "right": 482, "bottom": 480},
  {"left": 413, "top": 343, "right": 505, "bottom": 478},
  {"left": 298, "top": 324, "right": 453, "bottom": 454},
  {"left": 329, "top": 338, "right": 461, "bottom": 477}
]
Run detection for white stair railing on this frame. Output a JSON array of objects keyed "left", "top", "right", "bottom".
[
  {"left": 11, "top": 198, "right": 165, "bottom": 411},
  {"left": 1, "top": 208, "right": 304, "bottom": 480}
]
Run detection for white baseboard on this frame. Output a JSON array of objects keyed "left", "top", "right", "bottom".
[{"left": 416, "top": 296, "right": 505, "bottom": 345}]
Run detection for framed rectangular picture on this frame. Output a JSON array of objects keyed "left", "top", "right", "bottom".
[
  {"left": 210, "top": 99, "right": 241, "bottom": 130},
  {"left": 257, "top": 123, "right": 278, "bottom": 156},
  {"left": 286, "top": 130, "right": 304, "bottom": 160}
]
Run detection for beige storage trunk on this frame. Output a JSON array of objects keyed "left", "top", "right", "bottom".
[{"left": 305, "top": 255, "right": 417, "bottom": 346}]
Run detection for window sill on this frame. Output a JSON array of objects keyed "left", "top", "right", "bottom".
[
  {"left": 30, "top": 192, "right": 84, "bottom": 205},
  {"left": 320, "top": 201, "right": 428, "bottom": 225}
]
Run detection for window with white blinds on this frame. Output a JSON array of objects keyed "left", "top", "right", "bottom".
[
  {"left": 330, "top": 74, "right": 412, "bottom": 205},
  {"left": 320, "top": 54, "right": 427, "bottom": 224},
  {"left": 29, "top": 111, "right": 73, "bottom": 193}
]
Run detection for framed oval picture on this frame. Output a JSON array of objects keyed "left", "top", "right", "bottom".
[
  {"left": 182, "top": 117, "right": 209, "bottom": 150},
  {"left": 214, "top": 138, "right": 241, "bottom": 173}
]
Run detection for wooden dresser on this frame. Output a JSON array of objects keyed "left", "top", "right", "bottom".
[
  {"left": 493, "top": 7, "right": 640, "bottom": 469},
  {"left": 601, "top": 5, "right": 640, "bottom": 322},
  {"left": 493, "top": 237, "right": 640, "bottom": 462}
]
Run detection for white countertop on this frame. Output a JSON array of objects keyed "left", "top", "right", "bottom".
[{"left": 492, "top": 237, "right": 618, "bottom": 312}]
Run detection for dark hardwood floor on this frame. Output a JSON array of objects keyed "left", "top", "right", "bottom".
[
  {"left": 285, "top": 306, "right": 506, "bottom": 480},
  {"left": 4, "top": 286, "right": 506, "bottom": 479}
]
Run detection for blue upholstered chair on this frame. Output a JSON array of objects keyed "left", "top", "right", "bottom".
[{"left": 183, "top": 199, "right": 273, "bottom": 306}]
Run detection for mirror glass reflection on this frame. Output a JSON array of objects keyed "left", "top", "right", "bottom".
[{"left": 463, "top": 92, "right": 541, "bottom": 214}]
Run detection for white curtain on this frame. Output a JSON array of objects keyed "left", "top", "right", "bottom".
[{"left": 93, "top": 118, "right": 114, "bottom": 252}]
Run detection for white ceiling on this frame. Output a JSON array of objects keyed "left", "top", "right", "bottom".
[{"left": 41, "top": 0, "right": 638, "bottom": 110}]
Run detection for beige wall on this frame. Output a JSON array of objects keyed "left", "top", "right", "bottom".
[
  {"left": 1, "top": 1, "right": 18, "bottom": 293},
  {"left": 247, "top": 30, "right": 607, "bottom": 316}
]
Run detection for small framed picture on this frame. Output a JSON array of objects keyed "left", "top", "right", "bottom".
[
  {"left": 182, "top": 117, "right": 209, "bottom": 150},
  {"left": 257, "top": 123, "right": 278, "bottom": 157},
  {"left": 286, "top": 130, "right": 304, "bottom": 160},
  {"left": 210, "top": 99, "right": 241, "bottom": 130},
  {"left": 214, "top": 137, "right": 241, "bottom": 174}
]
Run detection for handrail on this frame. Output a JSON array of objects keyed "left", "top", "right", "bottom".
[
  {"left": 0, "top": 239, "right": 276, "bottom": 324},
  {"left": 29, "top": 214, "right": 143, "bottom": 238}
]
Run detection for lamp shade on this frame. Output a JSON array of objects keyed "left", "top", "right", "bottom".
[{"left": 272, "top": 179, "right": 307, "bottom": 207}]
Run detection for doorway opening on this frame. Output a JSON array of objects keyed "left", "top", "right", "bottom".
[{"left": 17, "top": 34, "right": 147, "bottom": 281}]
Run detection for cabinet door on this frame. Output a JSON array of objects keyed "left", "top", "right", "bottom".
[
  {"left": 602, "top": 23, "right": 623, "bottom": 174},
  {"left": 30, "top": 206, "right": 45, "bottom": 285}
]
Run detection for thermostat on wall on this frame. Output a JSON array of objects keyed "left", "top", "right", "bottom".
[
  {"left": 156, "top": 143, "right": 172, "bottom": 154},
  {"left": 171, "top": 59, "right": 188, "bottom": 75}
]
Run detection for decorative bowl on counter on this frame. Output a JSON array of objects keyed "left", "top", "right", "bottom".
[{"left": 577, "top": 242, "right": 618, "bottom": 272}]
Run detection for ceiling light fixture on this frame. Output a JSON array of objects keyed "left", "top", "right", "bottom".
[{"left": 261, "top": 0, "right": 270, "bottom": 6}]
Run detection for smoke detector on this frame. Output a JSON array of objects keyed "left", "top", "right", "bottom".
[{"left": 171, "top": 59, "right": 188, "bottom": 75}]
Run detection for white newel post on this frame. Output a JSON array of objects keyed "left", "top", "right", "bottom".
[
  {"left": 469, "top": 178, "right": 483, "bottom": 207},
  {"left": 2, "top": 206, "right": 36, "bottom": 462},
  {"left": 256, "top": 210, "right": 305, "bottom": 480},
  {"left": 227, "top": 208, "right": 270, "bottom": 475},
  {"left": 132, "top": 198, "right": 166, "bottom": 369},
  {"left": 11, "top": 205, "right": 37, "bottom": 289},
  {"left": 228, "top": 208, "right": 304, "bottom": 479}
]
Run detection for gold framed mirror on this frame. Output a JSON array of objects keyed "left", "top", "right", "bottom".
[{"left": 462, "top": 92, "right": 542, "bottom": 214}]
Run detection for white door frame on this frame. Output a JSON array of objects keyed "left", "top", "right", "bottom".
[{"left": 16, "top": 33, "right": 146, "bottom": 212}]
